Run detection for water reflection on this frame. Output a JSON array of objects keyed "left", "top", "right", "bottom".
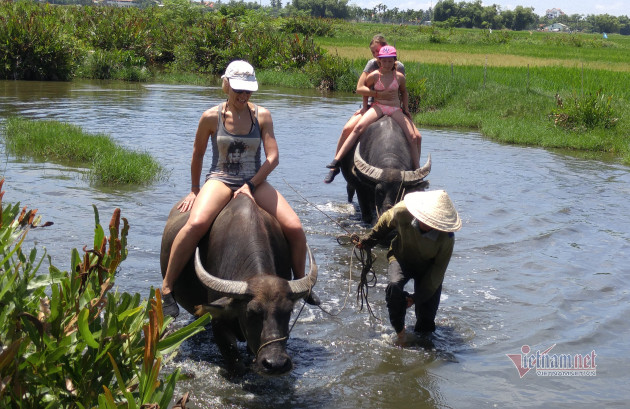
[{"left": 1, "top": 80, "right": 629, "bottom": 408}]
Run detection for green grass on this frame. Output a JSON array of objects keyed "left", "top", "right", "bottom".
[
  {"left": 314, "top": 23, "right": 630, "bottom": 164},
  {"left": 323, "top": 23, "right": 630, "bottom": 68},
  {"left": 410, "top": 65, "right": 630, "bottom": 161},
  {"left": 3, "top": 117, "right": 166, "bottom": 185},
  {"left": 257, "top": 69, "right": 314, "bottom": 88}
]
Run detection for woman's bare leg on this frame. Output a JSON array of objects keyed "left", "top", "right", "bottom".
[
  {"left": 161, "top": 180, "right": 233, "bottom": 294},
  {"left": 392, "top": 111, "right": 421, "bottom": 169},
  {"left": 334, "top": 107, "right": 382, "bottom": 162},
  {"left": 335, "top": 111, "right": 363, "bottom": 156},
  {"left": 254, "top": 182, "right": 306, "bottom": 278}
]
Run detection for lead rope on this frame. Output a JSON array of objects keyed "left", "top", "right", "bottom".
[
  {"left": 281, "top": 178, "right": 380, "bottom": 320},
  {"left": 354, "top": 244, "right": 380, "bottom": 320}
]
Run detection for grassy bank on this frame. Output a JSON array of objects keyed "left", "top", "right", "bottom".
[
  {"left": 315, "top": 23, "right": 630, "bottom": 164},
  {"left": 2, "top": 117, "right": 167, "bottom": 185}
]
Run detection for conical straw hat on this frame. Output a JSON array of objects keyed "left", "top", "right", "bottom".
[{"left": 403, "top": 190, "right": 461, "bottom": 232}]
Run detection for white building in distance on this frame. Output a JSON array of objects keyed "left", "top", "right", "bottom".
[{"left": 546, "top": 8, "right": 565, "bottom": 19}]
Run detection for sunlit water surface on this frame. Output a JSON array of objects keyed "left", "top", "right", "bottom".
[{"left": 1, "top": 80, "right": 629, "bottom": 408}]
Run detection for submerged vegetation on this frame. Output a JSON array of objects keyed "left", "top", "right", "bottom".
[
  {"left": 2, "top": 117, "right": 166, "bottom": 185},
  {"left": 0, "top": 178, "right": 211, "bottom": 407}
]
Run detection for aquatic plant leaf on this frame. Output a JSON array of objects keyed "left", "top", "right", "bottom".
[
  {"left": 156, "top": 313, "right": 211, "bottom": 355},
  {"left": 118, "top": 305, "right": 144, "bottom": 321},
  {"left": 27, "top": 267, "right": 66, "bottom": 291},
  {"left": 78, "top": 307, "right": 99, "bottom": 348},
  {"left": 0, "top": 339, "right": 23, "bottom": 371},
  {"left": 98, "top": 387, "right": 118, "bottom": 409},
  {"left": 157, "top": 369, "right": 181, "bottom": 409}
]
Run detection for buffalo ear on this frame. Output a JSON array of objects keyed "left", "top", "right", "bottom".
[
  {"left": 195, "top": 297, "right": 237, "bottom": 319},
  {"left": 289, "top": 293, "right": 307, "bottom": 302}
]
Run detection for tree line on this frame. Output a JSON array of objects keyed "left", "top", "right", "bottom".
[
  {"left": 38, "top": 0, "right": 630, "bottom": 34},
  {"left": 430, "top": 0, "right": 629, "bottom": 33},
  {"left": 155, "top": 0, "right": 629, "bottom": 34}
]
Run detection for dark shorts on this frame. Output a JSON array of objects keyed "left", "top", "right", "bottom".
[{"left": 205, "top": 174, "right": 246, "bottom": 192}]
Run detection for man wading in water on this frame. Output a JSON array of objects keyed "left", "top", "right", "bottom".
[{"left": 355, "top": 190, "right": 461, "bottom": 343}]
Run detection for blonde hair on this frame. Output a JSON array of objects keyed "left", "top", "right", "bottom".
[
  {"left": 370, "top": 35, "right": 387, "bottom": 47},
  {"left": 221, "top": 77, "right": 230, "bottom": 94}
]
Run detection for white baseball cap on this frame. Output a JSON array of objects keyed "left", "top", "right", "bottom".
[{"left": 221, "top": 60, "right": 258, "bottom": 92}]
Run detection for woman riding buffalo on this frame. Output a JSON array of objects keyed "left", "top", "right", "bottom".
[
  {"left": 160, "top": 60, "right": 319, "bottom": 317},
  {"left": 324, "top": 44, "right": 421, "bottom": 184}
]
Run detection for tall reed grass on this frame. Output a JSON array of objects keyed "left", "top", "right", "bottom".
[{"left": 3, "top": 117, "right": 166, "bottom": 185}]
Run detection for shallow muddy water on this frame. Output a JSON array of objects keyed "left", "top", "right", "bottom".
[{"left": 1, "top": 80, "right": 629, "bottom": 408}]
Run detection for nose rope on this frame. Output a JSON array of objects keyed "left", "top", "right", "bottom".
[
  {"left": 255, "top": 292, "right": 308, "bottom": 358},
  {"left": 256, "top": 336, "right": 288, "bottom": 357}
]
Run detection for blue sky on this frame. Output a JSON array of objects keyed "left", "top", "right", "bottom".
[{"left": 256, "top": 0, "right": 629, "bottom": 17}]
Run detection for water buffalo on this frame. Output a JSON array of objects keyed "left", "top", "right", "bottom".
[
  {"left": 160, "top": 194, "right": 317, "bottom": 375},
  {"left": 340, "top": 116, "right": 431, "bottom": 224}
]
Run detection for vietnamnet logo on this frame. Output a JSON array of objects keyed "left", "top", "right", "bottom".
[{"left": 506, "top": 344, "right": 597, "bottom": 378}]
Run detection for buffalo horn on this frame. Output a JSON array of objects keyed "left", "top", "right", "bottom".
[
  {"left": 353, "top": 142, "right": 383, "bottom": 183},
  {"left": 401, "top": 153, "right": 432, "bottom": 185},
  {"left": 288, "top": 244, "right": 318, "bottom": 297},
  {"left": 194, "top": 248, "right": 249, "bottom": 298},
  {"left": 354, "top": 143, "right": 432, "bottom": 185}
]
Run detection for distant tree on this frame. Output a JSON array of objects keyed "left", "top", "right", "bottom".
[
  {"left": 292, "top": 0, "right": 349, "bottom": 18},
  {"left": 500, "top": 9, "right": 513, "bottom": 29},
  {"left": 510, "top": 6, "right": 536, "bottom": 30},
  {"left": 566, "top": 13, "right": 584, "bottom": 31},
  {"left": 324, "top": 0, "right": 628, "bottom": 35},
  {"left": 460, "top": 0, "right": 483, "bottom": 28},
  {"left": 481, "top": 4, "right": 502, "bottom": 29},
  {"left": 433, "top": 0, "right": 457, "bottom": 22},
  {"left": 434, "top": 0, "right": 501, "bottom": 29},
  {"left": 424, "top": 8, "right": 432, "bottom": 22},
  {"left": 347, "top": 5, "right": 365, "bottom": 20},
  {"left": 587, "top": 13, "right": 621, "bottom": 33},
  {"left": 46, "top": 0, "right": 92, "bottom": 4}
]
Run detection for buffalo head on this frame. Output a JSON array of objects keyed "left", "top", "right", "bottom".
[
  {"left": 194, "top": 245, "right": 317, "bottom": 375},
  {"left": 339, "top": 116, "right": 432, "bottom": 224},
  {"left": 354, "top": 141, "right": 431, "bottom": 219}
]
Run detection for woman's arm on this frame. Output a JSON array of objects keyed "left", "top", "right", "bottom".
[
  {"left": 398, "top": 73, "right": 410, "bottom": 114},
  {"left": 356, "top": 71, "right": 378, "bottom": 98},
  {"left": 250, "top": 106, "right": 278, "bottom": 187},
  {"left": 356, "top": 72, "right": 370, "bottom": 112},
  {"left": 178, "top": 106, "right": 218, "bottom": 212}
]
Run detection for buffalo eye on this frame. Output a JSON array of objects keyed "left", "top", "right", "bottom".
[
  {"left": 375, "top": 184, "right": 384, "bottom": 197},
  {"left": 247, "top": 301, "right": 264, "bottom": 318}
]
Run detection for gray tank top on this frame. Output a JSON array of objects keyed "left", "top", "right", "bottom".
[{"left": 206, "top": 102, "right": 262, "bottom": 189}]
